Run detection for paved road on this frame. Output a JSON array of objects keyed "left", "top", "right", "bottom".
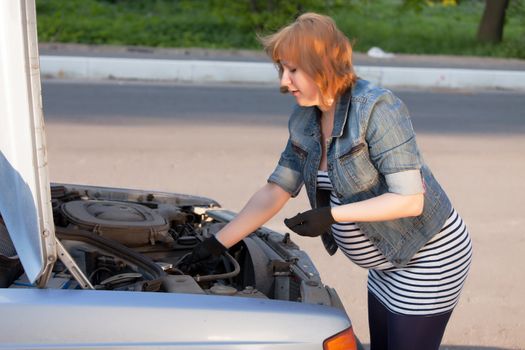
[
  {"left": 41, "top": 79, "right": 525, "bottom": 350},
  {"left": 42, "top": 80, "right": 525, "bottom": 134}
]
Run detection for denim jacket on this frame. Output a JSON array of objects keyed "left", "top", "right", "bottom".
[{"left": 268, "top": 79, "right": 452, "bottom": 268}]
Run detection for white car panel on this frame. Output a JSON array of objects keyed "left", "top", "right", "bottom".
[
  {"left": 0, "top": 0, "right": 56, "bottom": 284},
  {"left": 0, "top": 288, "right": 350, "bottom": 349}
]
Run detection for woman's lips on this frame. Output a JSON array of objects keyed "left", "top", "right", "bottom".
[{"left": 291, "top": 90, "right": 300, "bottom": 96}]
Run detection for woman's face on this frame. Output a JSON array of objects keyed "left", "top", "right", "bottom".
[{"left": 280, "top": 60, "right": 322, "bottom": 107}]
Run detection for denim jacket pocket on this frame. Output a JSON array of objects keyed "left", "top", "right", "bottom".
[{"left": 337, "top": 143, "right": 379, "bottom": 191}]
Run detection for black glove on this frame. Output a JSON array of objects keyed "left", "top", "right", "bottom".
[
  {"left": 179, "top": 235, "right": 227, "bottom": 272},
  {"left": 284, "top": 207, "right": 336, "bottom": 237}
]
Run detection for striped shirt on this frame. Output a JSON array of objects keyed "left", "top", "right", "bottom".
[{"left": 317, "top": 171, "right": 472, "bottom": 315}]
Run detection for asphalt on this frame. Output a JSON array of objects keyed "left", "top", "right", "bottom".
[{"left": 39, "top": 43, "right": 525, "bottom": 91}]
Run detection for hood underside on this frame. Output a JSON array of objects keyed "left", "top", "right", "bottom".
[{"left": 0, "top": 0, "right": 56, "bottom": 284}]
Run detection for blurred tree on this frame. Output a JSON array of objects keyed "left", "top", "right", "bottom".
[
  {"left": 401, "top": 0, "right": 514, "bottom": 44},
  {"left": 477, "top": 0, "right": 510, "bottom": 43}
]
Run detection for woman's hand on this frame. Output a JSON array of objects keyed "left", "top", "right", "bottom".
[
  {"left": 178, "top": 235, "right": 227, "bottom": 272},
  {"left": 284, "top": 207, "right": 336, "bottom": 237}
]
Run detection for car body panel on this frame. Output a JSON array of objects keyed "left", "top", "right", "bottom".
[
  {"left": 0, "top": 0, "right": 56, "bottom": 284},
  {"left": 0, "top": 288, "right": 350, "bottom": 349}
]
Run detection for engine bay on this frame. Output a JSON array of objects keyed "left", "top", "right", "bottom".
[{"left": 1, "top": 184, "right": 342, "bottom": 308}]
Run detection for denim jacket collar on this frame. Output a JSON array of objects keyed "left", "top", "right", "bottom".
[
  {"left": 303, "top": 108, "right": 320, "bottom": 137},
  {"left": 332, "top": 87, "right": 353, "bottom": 138}
]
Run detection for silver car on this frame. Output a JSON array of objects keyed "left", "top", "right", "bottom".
[{"left": 0, "top": 1, "right": 361, "bottom": 349}]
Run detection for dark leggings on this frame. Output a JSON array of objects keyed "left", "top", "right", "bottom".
[{"left": 368, "top": 291, "right": 453, "bottom": 350}]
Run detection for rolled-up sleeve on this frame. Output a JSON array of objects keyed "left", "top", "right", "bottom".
[
  {"left": 267, "top": 139, "right": 304, "bottom": 197},
  {"left": 385, "top": 170, "right": 425, "bottom": 195},
  {"left": 366, "top": 94, "right": 424, "bottom": 195}
]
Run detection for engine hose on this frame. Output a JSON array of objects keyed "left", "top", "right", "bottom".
[
  {"left": 193, "top": 252, "right": 240, "bottom": 282},
  {"left": 56, "top": 227, "right": 165, "bottom": 280}
]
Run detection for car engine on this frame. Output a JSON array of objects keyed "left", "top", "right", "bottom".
[{"left": 1, "top": 184, "right": 344, "bottom": 309}]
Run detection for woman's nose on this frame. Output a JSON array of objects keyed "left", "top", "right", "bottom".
[{"left": 281, "top": 70, "right": 291, "bottom": 86}]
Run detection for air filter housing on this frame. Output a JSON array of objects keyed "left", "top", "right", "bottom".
[{"left": 60, "top": 200, "right": 171, "bottom": 246}]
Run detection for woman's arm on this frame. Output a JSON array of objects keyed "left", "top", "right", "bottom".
[
  {"left": 283, "top": 192, "right": 424, "bottom": 238},
  {"left": 331, "top": 192, "right": 424, "bottom": 223},
  {"left": 215, "top": 182, "right": 291, "bottom": 248}
]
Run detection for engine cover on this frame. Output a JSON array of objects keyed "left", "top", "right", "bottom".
[{"left": 60, "top": 200, "right": 171, "bottom": 246}]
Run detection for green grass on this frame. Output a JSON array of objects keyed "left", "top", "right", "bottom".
[
  {"left": 36, "top": 0, "right": 525, "bottom": 59},
  {"left": 333, "top": 0, "right": 525, "bottom": 58}
]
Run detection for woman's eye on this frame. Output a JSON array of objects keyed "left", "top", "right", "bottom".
[{"left": 290, "top": 68, "right": 297, "bottom": 73}]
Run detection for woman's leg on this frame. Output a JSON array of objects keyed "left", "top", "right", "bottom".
[
  {"left": 387, "top": 307, "right": 452, "bottom": 350},
  {"left": 368, "top": 291, "right": 452, "bottom": 350},
  {"left": 368, "top": 291, "right": 388, "bottom": 350}
]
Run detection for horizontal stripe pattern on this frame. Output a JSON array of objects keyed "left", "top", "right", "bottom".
[{"left": 317, "top": 171, "right": 472, "bottom": 316}]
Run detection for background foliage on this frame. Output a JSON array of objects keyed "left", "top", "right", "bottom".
[{"left": 36, "top": 0, "right": 525, "bottom": 58}]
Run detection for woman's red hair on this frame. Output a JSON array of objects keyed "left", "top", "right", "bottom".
[{"left": 260, "top": 13, "right": 357, "bottom": 108}]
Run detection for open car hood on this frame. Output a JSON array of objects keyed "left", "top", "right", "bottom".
[{"left": 0, "top": 1, "right": 56, "bottom": 285}]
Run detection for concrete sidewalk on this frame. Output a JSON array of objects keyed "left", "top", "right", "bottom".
[{"left": 39, "top": 43, "right": 525, "bottom": 91}]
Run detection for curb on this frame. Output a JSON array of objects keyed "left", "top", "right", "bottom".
[{"left": 40, "top": 55, "right": 525, "bottom": 91}]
